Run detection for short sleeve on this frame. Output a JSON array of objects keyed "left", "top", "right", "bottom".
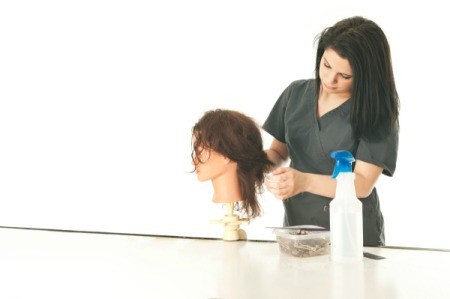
[
  {"left": 263, "top": 81, "right": 299, "bottom": 143},
  {"left": 356, "top": 123, "right": 399, "bottom": 177}
]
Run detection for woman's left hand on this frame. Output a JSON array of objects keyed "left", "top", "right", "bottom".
[{"left": 264, "top": 167, "right": 307, "bottom": 200}]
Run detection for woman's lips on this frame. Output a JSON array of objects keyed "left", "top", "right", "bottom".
[{"left": 323, "top": 82, "right": 336, "bottom": 90}]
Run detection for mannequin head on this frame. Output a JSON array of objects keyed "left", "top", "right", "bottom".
[{"left": 191, "top": 109, "right": 273, "bottom": 219}]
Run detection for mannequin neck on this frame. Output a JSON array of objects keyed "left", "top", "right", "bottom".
[{"left": 211, "top": 163, "right": 241, "bottom": 204}]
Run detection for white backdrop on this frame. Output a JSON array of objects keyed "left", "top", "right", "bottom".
[{"left": 1, "top": 0, "right": 449, "bottom": 249}]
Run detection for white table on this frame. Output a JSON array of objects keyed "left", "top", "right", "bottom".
[{"left": 0, "top": 227, "right": 449, "bottom": 299}]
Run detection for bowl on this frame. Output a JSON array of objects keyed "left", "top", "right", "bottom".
[{"left": 273, "top": 225, "right": 330, "bottom": 257}]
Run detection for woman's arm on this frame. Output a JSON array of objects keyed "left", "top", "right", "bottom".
[
  {"left": 353, "top": 159, "right": 383, "bottom": 198},
  {"left": 264, "top": 139, "right": 383, "bottom": 199},
  {"left": 301, "top": 160, "right": 381, "bottom": 198},
  {"left": 264, "top": 138, "right": 289, "bottom": 171}
]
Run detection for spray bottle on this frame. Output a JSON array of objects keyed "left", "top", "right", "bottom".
[{"left": 329, "top": 150, "right": 363, "bottom": 262}]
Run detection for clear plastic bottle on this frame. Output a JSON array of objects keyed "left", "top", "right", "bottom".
[{"left": 329, "top": 150, "right": 363, "bottom": 262}]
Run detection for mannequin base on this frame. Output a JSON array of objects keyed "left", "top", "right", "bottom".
[{"left": 212, "top": 214, "right": 249, "bottom": 241}]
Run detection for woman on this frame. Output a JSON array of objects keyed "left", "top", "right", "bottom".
[
  {"left": 192, "top": 109, "right": 273, "bottom": 220},
  {"left": 263, "top": 16, "right": 399, "bottom": 246}
]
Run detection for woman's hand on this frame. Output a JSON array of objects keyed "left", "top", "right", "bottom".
[{"left": 264, "top": 167, "right": 308, "bottom": 200}]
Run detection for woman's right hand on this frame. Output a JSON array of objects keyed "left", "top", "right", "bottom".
[{"left": 264, "top": 167, "right": 308, "bottom": 200}]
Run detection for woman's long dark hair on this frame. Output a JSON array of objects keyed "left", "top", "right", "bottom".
[
  {"left": 191, "top": 109, "right": 274, "bottom": 219},
  {"left": 315, "top": 16, "right": 399, "bottom": 141}
]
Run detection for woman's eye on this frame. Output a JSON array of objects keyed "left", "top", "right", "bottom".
[
  {"left": 341, "top": 74, "right": 352, "bottom": 80},
  {"left": 324, "top": 62, "right": 331, "bottom": 68}
]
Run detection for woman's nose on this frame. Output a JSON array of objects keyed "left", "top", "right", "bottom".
[{"left": 325, "top": 72, "right": 338, "bottom": 84}]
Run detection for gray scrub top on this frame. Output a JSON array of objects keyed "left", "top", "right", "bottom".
[{"left": 263, "top": 79, "right": 399, "bottom": 246}]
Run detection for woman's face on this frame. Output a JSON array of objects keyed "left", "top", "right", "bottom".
[
  {"left": 193, "top": 148, "right": 231, "bottom": 182},
  {"left": 319, "top": 48, "right": 353, "bottom": 98}
]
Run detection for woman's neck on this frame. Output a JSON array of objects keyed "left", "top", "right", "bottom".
[{"left": 317, "top": 88, "right": 350, "bottom": 118}]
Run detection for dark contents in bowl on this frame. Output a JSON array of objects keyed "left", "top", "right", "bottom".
[{"left": 277, "top": 231, "right": 329, "bottom": 257}]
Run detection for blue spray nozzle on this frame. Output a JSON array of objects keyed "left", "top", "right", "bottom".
[{"left": 330, "top": 150, "right": 355, "bottom": 178}]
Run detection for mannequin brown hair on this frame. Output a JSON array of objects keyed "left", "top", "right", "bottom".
[{"left": 191, "top": 109, "right": 274, "bottom": 219}]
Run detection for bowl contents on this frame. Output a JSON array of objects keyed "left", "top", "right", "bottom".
[{"left": 273, "top": 226, "right": 330, "bottom": 258}]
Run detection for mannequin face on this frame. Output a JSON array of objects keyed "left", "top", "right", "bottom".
[{"left": 193, "top": 148, "right": 234, "bottom": 182}]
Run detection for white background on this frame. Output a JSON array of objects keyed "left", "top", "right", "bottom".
[{"left": 1, "top": 0, "right": 449, "bottom": 249}]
